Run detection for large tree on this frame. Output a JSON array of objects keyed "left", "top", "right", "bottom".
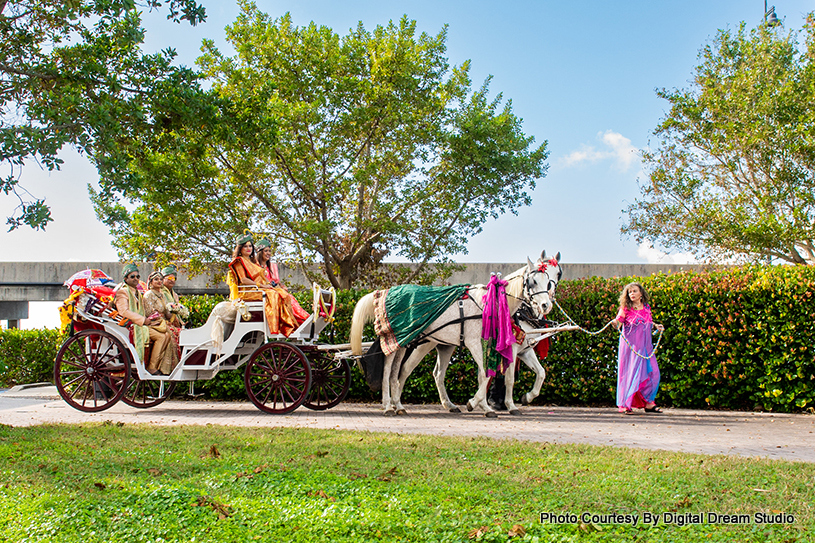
[
  {"left": 94, "top": 1, "right": 548, "bottom": 288},
  {"left": 0, "top": 0, "right": 207, "bottom": 230},
  {"left": 624, "top": 18, "right": 815, "bottom": 265}
]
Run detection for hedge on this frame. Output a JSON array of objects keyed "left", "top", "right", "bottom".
[
  {"left": 539, "top": 266, "right": 815, "bottom": 412},
  {"left": 2, "top": 266, "right": 814, "bottom": 412},
  {"left": 0, "top": 328, "right": 63, "bottom": 387}
]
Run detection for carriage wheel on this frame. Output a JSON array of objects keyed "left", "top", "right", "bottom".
[
  {"left": 122, "top": 376, "right": 177, "bottom": 409},
  {"left": 303, "top": 352, "right": 351, "bottom": 410},
  {"left": 54, "top": 329, "right": 130, "bottom": 412},
  {"left": 244, "top": 342, "right": 312, "bottom": 414}
]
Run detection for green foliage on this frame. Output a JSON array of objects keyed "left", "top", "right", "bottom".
[
  {"left": 626, "top": 17, "right": 815, "bottom": 265},
  {"left": 98, "top": 2, "right": 548, "bottom": 288},
  {"left": 0, "top": 425, "right": 813, "bottom": 542},
  {"left": 644, "top": 266, "right": 815, "bottom": 412},
  {"left": 0, "top": 0, "right": 207, "bottom": 231},
  {"left": 0, "top": 328, "right": 62, "bottom": 387},
  {"left": 180, "top": 294, "right": 226, "bottom": 328},
  {"left": 544, "top": 266, "right": 815, "bottom": 412},
  {"left": 8, "top": 266, "right": 815, "bottom": 413}
]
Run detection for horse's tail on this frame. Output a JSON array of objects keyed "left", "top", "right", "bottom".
[{"left": 350, "top": 292, "right": 376, "bottom": 355}]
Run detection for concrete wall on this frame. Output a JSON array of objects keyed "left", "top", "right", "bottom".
[
  {"left": 0, "top": 301, "right": 29, "bottom": 319},
  {"left": 0, "top": 261, "right": 717, "bottom": 303}
]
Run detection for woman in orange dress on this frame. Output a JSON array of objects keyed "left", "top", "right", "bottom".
[
  {"left": 228, "top": 234, "right": 299, "bottom": 337},
  {"left": 254, "top": 238, "right": 309, "bottom": 324}
]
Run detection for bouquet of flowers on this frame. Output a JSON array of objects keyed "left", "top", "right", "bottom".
[{"left": 169, "top": 303, "right": 190, "bottom": 320}]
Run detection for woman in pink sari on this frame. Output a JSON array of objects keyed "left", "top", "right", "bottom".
[
  {"left": 254, "top": 238, "right": 309, "bottom": 324},
  {"left": 614, "top": 282, "right": 664, "bottom": 415}
]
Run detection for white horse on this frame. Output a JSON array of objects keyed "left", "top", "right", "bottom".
[
  {"left": 429, "top": 302, "right": 555, "bottom": 415},
  {"left": 351, "top": 251, "right": 561, "bottom": 416}
]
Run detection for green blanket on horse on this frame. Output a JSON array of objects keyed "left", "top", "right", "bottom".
[{"left": 374, "top": 284, "right": 471, "bottom": 356}]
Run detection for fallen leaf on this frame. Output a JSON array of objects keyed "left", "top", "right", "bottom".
[
  {"left": 208, "top": 445, "right": 221, "bottom": 459},
  {"left": 468, "top": 526, "right": 489, "bottom": 539},
  {"left": 508, "top": 524, "right": 526, "bottom": 537},
  {"left": 194, "top": 495, "right": 232, "bottom": 518},
  {"left": 307, "top": 490, "right": 335, "bottom": 501},
  {"left": 315, "top": 450, "right": 329, "bottom": 457},
  {"left": 349, "top": 472, "right": 367, "bottom": 480},
  {"left": 671, "top": 496, "right": 693, "bottom": 511},
  {"left": 377, "top": 466, "right": 398, "bottom": 481},
  {"left": 94, "top": 482, "right": 106, "bottom": 489},
  {"left": 147, "top": 468, "right": 162, "bottom": 476}
]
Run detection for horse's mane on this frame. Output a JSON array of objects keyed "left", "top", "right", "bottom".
[
  {"left": 471, "top": 266, "right": 526, "bottom": 307},
  {"left": 504, "top": 266, "right": 526, "bottom": 301}
]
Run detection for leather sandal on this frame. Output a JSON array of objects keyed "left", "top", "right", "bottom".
[
  {"left": 623, "top": 409, "right": 635, "bottom": 415},
  {"left": 644, "top": 406, "right": 663, "bottom": 413}
]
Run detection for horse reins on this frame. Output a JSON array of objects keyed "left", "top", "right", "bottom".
[{"left": 552, "top": 298, "right": 664, "bottom": 355}]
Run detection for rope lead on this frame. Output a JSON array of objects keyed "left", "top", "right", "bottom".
[{"left": 552, "top": 298, "right": 664, "bottom": 356}]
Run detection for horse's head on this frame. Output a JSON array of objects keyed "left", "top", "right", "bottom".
[{"left": 523, "top": 250, "right": 562, "bottom": 317}]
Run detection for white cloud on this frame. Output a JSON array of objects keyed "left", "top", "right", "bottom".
[
  {"left": 561, "top": 130, "right": 639, "bottom": 170},
  {"left": 637, "top": 241, "right": 698, "bottom": 264}
]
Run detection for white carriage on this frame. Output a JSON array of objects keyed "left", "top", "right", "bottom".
[{"left": 54, "top": 285, "right": 353, "bottom": 414}]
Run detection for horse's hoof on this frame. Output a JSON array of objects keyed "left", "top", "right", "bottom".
[
  {"left": 396, "top": 409, "right": 407, "bottom": 416},
  {"left": 466, "top": 401, "right": 474, "bottom": 412},
  {"left": 384, "top": 409, "right": 397, "bottom": 417},
  {"left": 485, "top": 411, "right": 498, "bottom": 418},
  {"left": 521, "top": 396, "right": 529, "bottom": 406},
  {"left": 449, "top": 407, "right": 461, "bottom": 414},
  {"left": 509, "top": 409, "right": 522, "bottom": 416}
]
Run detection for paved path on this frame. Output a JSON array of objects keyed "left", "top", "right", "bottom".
[{"left": 2, "top": 385, "right": 813, "bottom": 463}]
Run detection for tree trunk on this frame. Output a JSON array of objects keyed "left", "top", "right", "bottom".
[{"left": 336, "top": 260, "right": 354, "bottom": 290}]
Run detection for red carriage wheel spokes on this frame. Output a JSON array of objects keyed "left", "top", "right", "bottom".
[
  {"left": 304, "top": 352, "right": 351, "bottom": 411},
  {"left": 54, "top": 329, "right": 130, "bottom": 412},
  {"left": 244, "top": 342, "right": 311, "bottom": 414},
  {"left": 122, "top": 376, "right": 177, "bottom": 409}
]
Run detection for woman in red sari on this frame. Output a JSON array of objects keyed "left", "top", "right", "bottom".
[
  {"left": 228, "top": 234, "right": 299, "bottom": 337},
  {"left": 254, "top": 238, "right": 309, "bottom": 324}
]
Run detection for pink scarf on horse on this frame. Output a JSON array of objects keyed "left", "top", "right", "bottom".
[{"left": 481, "top": 275, "right": 514, "bottom": 375}]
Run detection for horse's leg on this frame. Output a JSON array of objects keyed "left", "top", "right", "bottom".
[
  {"left": 520, "top": 347, "right": 546, "bottom": 406},
  {"left": 463, "top": 335, "right": 496, "bottom": 417},
  {"left": 432, "top": 345, "right": 459, "bottom": 412},
  {"left": 504, "top": 344, "right": 522, "bottom": 415},
  {"left": 392, "top": 343, "right": 436, "bottom": 415},
  {"left": 381, "top": 351, "right": 400, "bottom": 416}
]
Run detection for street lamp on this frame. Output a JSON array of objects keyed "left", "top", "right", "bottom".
[{"left": 764, "top": 0, "right": 780, "bottom": 26}]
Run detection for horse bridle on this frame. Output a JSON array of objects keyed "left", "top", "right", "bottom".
[{"left": 523, "top": 266, "right": 561, "bottom": 305}]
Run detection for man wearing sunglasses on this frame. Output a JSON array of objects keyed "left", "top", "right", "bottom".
[{"left": 113, "top": 263, "right": 172, "bottom": 374}]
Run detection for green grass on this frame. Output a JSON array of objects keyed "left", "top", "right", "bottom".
[{"left": 0, "top": 424, "right": 812, "bottom": 542}]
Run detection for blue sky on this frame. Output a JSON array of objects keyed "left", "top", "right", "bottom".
[{"left": 3, "top": 0, "right": 813, "bottom": 266}]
